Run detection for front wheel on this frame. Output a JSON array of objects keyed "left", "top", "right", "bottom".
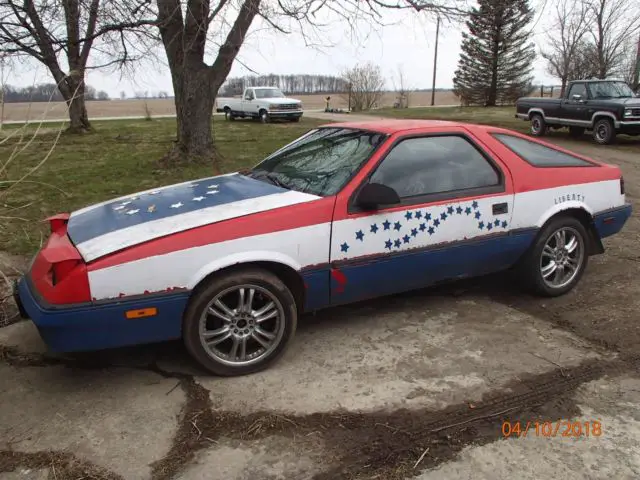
[
  {"left": 183, "top": 268, "right": 298, "bottom": 376},
  {"left": 259, "top": 110, "right": 270, "bottom": 123},
  {"left": 518, "top": 216, "right": 589, "bottom": 297}
]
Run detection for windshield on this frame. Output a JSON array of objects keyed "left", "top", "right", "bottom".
[
  {"left": 254, "top": 88, "right": 285, "bottom": 99},
  {"left": 587, "top": 81, "right": 635, "bottom": 99},
  {"left": 248, "top": 128, "right": 387, "bottom": 196}
]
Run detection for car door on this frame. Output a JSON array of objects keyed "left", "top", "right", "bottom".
[
  {"left": 328, "top": 128, "right": 516, "bottom": 305},
  {"left": 561, "top": 82, "right": 590, "bottom": 123}
]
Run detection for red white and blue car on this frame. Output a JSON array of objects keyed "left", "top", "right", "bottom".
[{"left": 14, "top": 120, "right": 632, "bottom": 376}]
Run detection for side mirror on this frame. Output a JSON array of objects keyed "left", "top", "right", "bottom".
[
  {"left": 572, "top": 94, "right": 583, "bottom": 101},
  {"left": 355, "top": 183, "right": 401, "bottom": 210}
]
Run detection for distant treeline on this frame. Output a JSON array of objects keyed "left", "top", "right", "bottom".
[
  {"left": 220, "top": 74, "right": 351, "bottom": 96},
  {"left": 1, "top": 83, "right": 110, "bottom": 103}
]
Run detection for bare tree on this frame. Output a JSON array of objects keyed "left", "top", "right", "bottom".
[
  {"left": 0, "top": 1, "right": 156, "bottom": 132},
  {"left": 392, "top": 64, "right": 412, "bottom": 108},
  {"left": 152, "top": 0, "right": 468, "bottom": 166},
  {"left": 541, "top": 0, "right": 591, "bottom": 96},
  {"left": 341, "top": 62, "right": 385, "bottom": 111},
  {"left": 588, "top": 0, "right": 640, "bottom": 79}
]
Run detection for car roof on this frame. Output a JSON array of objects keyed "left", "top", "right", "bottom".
[{"left": 320, "top": 118, "right": 485, "bottom": 135}]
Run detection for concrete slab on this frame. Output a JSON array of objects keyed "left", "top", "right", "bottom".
[
  {"left": 179, "top": 435, "right": 327, "bottom": 480},
  {"left": 0, "top": 364, "right": 185, "bottom": 480},
  {"left": 413, "top": 374, "right": 640, "bottom": 480},
  {"left": 198, "top": 296, "right": 609, "bottom": 415},
  {"left": 0, "top": 321, "right": 48, "bottom": 355}
]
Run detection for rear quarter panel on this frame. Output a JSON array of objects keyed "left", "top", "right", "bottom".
[{"left": 477, "top": 129, "right": 625, "bottom": 231}]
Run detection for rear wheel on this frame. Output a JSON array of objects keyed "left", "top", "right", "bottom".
[
  {"left": 183, "top": 268, "right": 298, "bottom": 376},
  {"left": 592, "top": 118, "right": 616, "bottom": 145},
  {"left": 518, "top": 216, "right": 589, "bottom": 297},
  {"left": 530, "top": 113, "right": 546, "bottom": 136}
]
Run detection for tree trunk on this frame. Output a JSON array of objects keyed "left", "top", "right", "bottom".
[
  {"left": 54, "top": 72, "right": 92, "bottom": 133},
  {"left": 163, "top": 66, "right": 218, "bottom": 167},
  {"left": 66, "top": 81, "right": 91, "bottom": 133}
]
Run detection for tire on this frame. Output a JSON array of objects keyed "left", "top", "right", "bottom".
[
  {"left": 518, "top": 216, "right": 589, "bottom": 297},
  {"left": 530, "top": 113, "right": 546, "bottom": 136},
  {"left": 568, "top": 126, "right": 584, "bottom": 138},
  {"left": 183, "top": 267, "right": 298, "bottom": 376},
  {"left": 224, "top": 108, "right": 235, "bottom": 121},
  {"left": 592, "top": 118, "right": 616, "bottom": 145},
  {"left": 259, "top": 109, "right": 269, "bottom": 123}
]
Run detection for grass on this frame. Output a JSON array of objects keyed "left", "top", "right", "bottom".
[{"left": 0, "top": 117, "right": 322, "bottom": 256}]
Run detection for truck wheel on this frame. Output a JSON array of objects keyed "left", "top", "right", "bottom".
[
  {"left": 592, "top": 118, "right": 616, "bottom": 145},
  {"left": 530, "top": 114, "right": 546, "bottom": 136},
  {"left": 224, "top": 108, "right": 235, "bottom": 121},
  {"left": 259, "top": 110, "right": 270, "bottom": 123},
  {"left": 568, "top": 126, "right": 584, "bottom": 138}
]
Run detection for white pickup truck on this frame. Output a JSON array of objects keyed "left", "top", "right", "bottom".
[{"left": 215, "top": 86, "right": 304, "bottom": 123}]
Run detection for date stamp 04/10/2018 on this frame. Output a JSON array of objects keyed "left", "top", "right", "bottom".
[{"left": 501, "top": 420, "right": 603, "bottom": 438}]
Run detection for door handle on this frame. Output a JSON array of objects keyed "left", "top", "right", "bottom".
[{"left": 492, "top": 202, "right": 508, "bottom": 215}]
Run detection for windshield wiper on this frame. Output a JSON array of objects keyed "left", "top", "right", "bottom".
[{"left": 265, "top": 173, "right": 291, "bottom": 190}]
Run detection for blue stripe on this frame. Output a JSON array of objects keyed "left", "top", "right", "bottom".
[
  {"left": 593, "top": 204, "right": 632, "bottom": 239},
  {"left": 18, "top": 277, "right": 187, "bottom": 352},
  {"left": 329, "top": 231, "right": 536, "bottom": 306},
  {"left": 67, "top": 174, "right": 285, "bottom": 244}
]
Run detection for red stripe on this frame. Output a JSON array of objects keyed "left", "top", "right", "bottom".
[{"left": 88, "top": 196, "right": 336, "bottom": 270}]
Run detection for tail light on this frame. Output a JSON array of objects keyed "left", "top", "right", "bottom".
[{"left": 620, "top": 176, "right": 625, "bottom": 195}]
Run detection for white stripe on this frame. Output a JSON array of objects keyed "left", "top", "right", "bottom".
[
  {"left": 76, "top": 190, "right": 320, "bottom": 262},
  {"left": 70, "top": 172, "right": 239, "bottom": 217},
  {"left": 87, "top": 179, "right": 626, "bottom": 300},
  {"left": 88, "top": 223, "right": 330, "bottom": 300}
]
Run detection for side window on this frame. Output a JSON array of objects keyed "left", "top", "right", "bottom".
[
  {"left": 492, "top": 134, "right": 594, "bottom": 167},
  {"left": 244, "top": 90, "right": 253, "bottom": 100},
  {"left": 369, "top": 135, "right": 501, "bottom": 200},
  {"left": 568, "top": 83, "right": 587, "bottom": 99}
]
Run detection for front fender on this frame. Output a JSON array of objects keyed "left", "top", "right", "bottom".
[{"left": 187, "top": 250, "right": 302, "bottom": 289}]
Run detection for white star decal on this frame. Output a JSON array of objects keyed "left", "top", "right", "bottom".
[
  {"left": 170, "top": 202, "right": 184, "bottom": 209},
  {"left": 119, "top": 201, "right": 131, "bottom": 206},
  {"left": 149, "top": 190, "right": 160, "bottom": 195},
  {"left": 126, "top": 209, "right": 139, "bottom": 215},
  {"left": 129, "top": 196, "right": 139, "bottom": 201},
  {"left": 191, "top": 183, "right": 199, "bottom": 187},
  {"left": 207, "top": 184, "right": 218, "bottom": 189},
  {"left": 113, "top": 205, "right": 126, "bottom": 211},
  {"left": 192, "top": 196, "right": 205, "bottom": 202},
  {"left": 206, "top": 190, "right": 218, "bottom": 195}
]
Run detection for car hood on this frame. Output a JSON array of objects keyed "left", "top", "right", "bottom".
[
  {"left": 67, "top": 172, "right": 320, "bottom": 262},
  {"left": 263, "top": 97, "right": 301, "bottom": 104}
]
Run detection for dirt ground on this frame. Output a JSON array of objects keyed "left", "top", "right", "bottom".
[{"left": 1, "top": 115, "right": 640, "bottom": 479}]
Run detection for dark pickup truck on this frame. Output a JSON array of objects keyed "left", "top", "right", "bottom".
[{"left": 515, "top": 79, "right": 640, "bottom": 145}]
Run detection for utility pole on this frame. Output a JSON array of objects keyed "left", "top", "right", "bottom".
[{"left": 430, "top": 16, "right": 440, "bottom": 106}]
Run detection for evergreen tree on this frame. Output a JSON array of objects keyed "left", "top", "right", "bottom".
[{"left": 453, "top": 0, "right": 536, "bottom": 106}]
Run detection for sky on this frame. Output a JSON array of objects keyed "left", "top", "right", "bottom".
[{"left": 6, "top": 0, "right": 558, "bottom": 98}]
